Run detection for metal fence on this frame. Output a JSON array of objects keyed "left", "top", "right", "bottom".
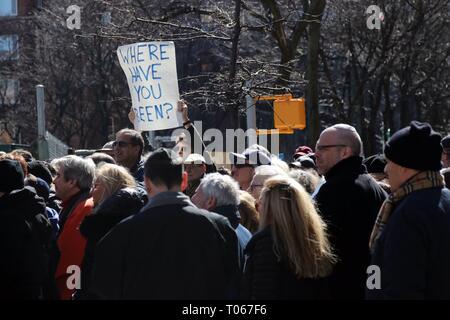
[{"left": 46, "top": 131, "right": 69, "bottom": 159}]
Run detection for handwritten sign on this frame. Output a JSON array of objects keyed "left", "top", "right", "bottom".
[{"left": 117, "top": 42, "right": 182, "bottom": 131}]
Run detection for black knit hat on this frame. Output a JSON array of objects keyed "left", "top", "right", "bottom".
[
  {"left": 28, "top": 160, "right": 53, "bottom": 185},
  {"left": 384, "top": 121, "right": 442, "bottom": 171},
  {"left": 0, "top": 159, "right": 25, "bottom": 193}
]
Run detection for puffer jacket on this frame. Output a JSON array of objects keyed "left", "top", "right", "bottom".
[{"left": 75, "top": 187, "right": 147, "bottom": 299}]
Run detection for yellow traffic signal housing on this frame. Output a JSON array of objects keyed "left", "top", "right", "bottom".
[
  {"left": 254, "top": 94, "right": 306, "bottom": 134},
  {"left": 273, "top": 96, "right": 306, "bottom": 130},
  {"left": 256, "top": 128, "right": 294, "bottom": 135}
]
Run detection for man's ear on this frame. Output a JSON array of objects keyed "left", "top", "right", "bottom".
[
  {"left": 341, "top": 146, "right": 353, "bottom": 159},
  {"left": 181, "top": 171, "right": 188, "bottom": 191},
  {"left": 68, "top": 179, "right": 78, "bottom": 188},
  {"left": 134, "top": 144, "right": 142, "bottom": 156},
  {"left": 144, "top": 176, "right": 152, "bottom": 195},
  {"left": 206, "top": 197, "right": 217, "bottom": 211}
]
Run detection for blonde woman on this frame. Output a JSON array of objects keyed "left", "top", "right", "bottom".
[
  {"left": 76, "top": 163, "right": 147, "bottom": 299},
  {"left": 242, "top": 176, "right": 336, "bottom": 299},
  {"left": 238, "top": 190, "right": 260, "bottom": 234},
  {"left": 89, "top": 163, "right": 136, "bottom": 207}
]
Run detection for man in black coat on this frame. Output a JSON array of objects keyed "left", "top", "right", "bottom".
[
  {"left": 0, "top": 159, "right": 52, "bottom": 299},
  {"left": 91, "top": 148, "right": 240, "bottom": 299},
  {"left": 314, "top": 124, "right": 387, "bottom": 299},
  {"left": 367, "top": 121, "right": 450, "bottom": 299}
]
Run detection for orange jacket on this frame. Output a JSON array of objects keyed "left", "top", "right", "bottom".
[{"left": 55, "top": 197, "right": 94, "bottom": 300}]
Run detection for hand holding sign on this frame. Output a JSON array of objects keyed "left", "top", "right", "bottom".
[
  {"left": 117, "top": 42, "right": 182, "bottom": 131},
  {"left": 128, "top": 108, "right": 136, "bottom": 123},
  {"left": 177, "top": 100, "right": 191, "bottom": 127}
]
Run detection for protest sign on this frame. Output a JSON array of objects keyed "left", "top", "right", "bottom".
[{"left": 117, "top": 41, "right": 182, "bottom": 131}]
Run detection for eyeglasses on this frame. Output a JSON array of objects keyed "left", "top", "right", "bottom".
[
  {"left": 112, "top": 140, "right": 136, "bottom": 148},
  {"left": 315, "top": 144, "right": 347, "bottom": 152}
]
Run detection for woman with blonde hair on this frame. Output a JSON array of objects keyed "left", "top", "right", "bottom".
[
  {"left": 76, "top": 163, "right": 147, "bottom": 299},
  {"left": 238, "top": 190, "right": 260, "bottom": 234},
  {"left": 89, "top": 163, "right": 136, "bottom": 206},
  {"left": 242, "top": 176, "right": 336, "bottom": 299}
]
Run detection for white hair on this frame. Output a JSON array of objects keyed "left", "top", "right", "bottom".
[
  {"left": 51, "top": 155, "right": 96, "bottom": 190},
  {"left": 254, "top": 164, "right": 287, "bottom": 177},
  {"left": 329, "top": 123, "right": 363, "bottom": 156},
  {"left": 198, "top": 172, "right": 240, "bottom": 207},
  {"left": 269, "top": 157, "right": 290, "bottom": 173}
]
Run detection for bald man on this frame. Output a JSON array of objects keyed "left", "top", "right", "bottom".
[{"left": 314, "top": 124, "right": 387, "bottom": 299}]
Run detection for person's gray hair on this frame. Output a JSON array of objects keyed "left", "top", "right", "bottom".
[
  {"left": 51, "top": 155, "right": 95, "bottom": 191},
  {"left": 255, "top": 164, "right": 287, "bottom": 177},
  {"left": 270, "top": 157, "right": 290, "bottom": 173},
  {"left": 198, "top": 172, "right": 240, "bottom": 207},
  {"left": 330, "top": 123, "right": 363, "bottom": 157},
  {"left": 288, "top": 169, "right": 319, "bottom": 194}
]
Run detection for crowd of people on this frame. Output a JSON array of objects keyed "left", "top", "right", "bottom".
[{"left": 1, "top": 102, "right": 450, "bottom": 300}]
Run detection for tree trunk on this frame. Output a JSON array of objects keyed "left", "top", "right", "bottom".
[
  {"left": 229, "top": 0, "right": 241, "bottom": 129},
  {"left": 306, "top": 0, "right": 326, "bottom": 146}
]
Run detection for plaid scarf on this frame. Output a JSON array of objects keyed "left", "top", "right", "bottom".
[{"left": 369, "top": 170, "right": 444, "bottom": 250}]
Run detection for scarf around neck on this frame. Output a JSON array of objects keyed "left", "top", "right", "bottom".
[{"left": 369, "top": 170, "right": 444, "bottom": 250}]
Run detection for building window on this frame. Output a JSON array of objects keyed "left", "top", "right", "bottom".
[
  {"left": 0, "top": 79, "right": 19, "bottom": 105},
  {"left": 0, "top": 35, "right": 19, "bottom": 60},
  {"left": 0, "top": 0, "right": 18, "bottom": 16}
]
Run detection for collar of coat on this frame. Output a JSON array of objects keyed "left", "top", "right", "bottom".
[
  {"left": 324, "top": 156, "right": 366, "bottom": 181},
  {"left": 130, "top": 158, "right": 144, "bottom": 175},
  {"left": 143, "top": 191, "right": 194, "bottom": 211},
  {"left": 213, "top": 205, "right": 241, "bottom": 229}
]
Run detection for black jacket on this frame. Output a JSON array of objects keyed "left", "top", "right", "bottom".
[
  {"left": 130, "top": 159, "right": 145, "bottom": 184},
  {"left": 0, "top": 187, "right": 52, "bottom": 299},
  {"left": 90, "top": 192, "right": 240, "bottom": 299},
  {"left": 367, "top": 187, "right": 450, "bottom": 299},
  {"left": 213, "top": 205, "right": 251, "bottom": 271},
  {"left": 77, "top": 187, "right": 147, "bottom": 298},
  {"left": 57, "top": 189, "right": 91, "bottom": 233},
  {"left": 315, "top": 156, "right": 387, "bottom": 299},
  {"left": 242, "top": 227, "right": 330, "bottom": 299}
]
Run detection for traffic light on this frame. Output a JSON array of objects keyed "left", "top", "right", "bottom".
[
  {"left": 254, "top": 94, "right": 306, "bottom": 135},
  {"left": 273, "top": 96, "right": 306, "bottom": 130}
]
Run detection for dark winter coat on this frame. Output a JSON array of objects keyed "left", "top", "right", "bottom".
[
  {"left": 213, "top": 205, "right": 252, "bottom": 270},
  {"left": 242, "top": 227, "right": 331, "bottom": 299},
  {"left": 0, "top": 187, "right": 52, "bottom": 299},
  {"left": 90, "top": 192, "right": 240, "bottom": 299},
  {"left": 315, "top": 156, "right": 387, "bottom": 299},
  {"left": 76, "top": 187, "right": 147, "bottom": 299},
  {"left": 367, "top": 187, "right": 450, "bottom": 299},
  {"left": 130, "top": 159, "right": 145, "bottom": 183}
]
